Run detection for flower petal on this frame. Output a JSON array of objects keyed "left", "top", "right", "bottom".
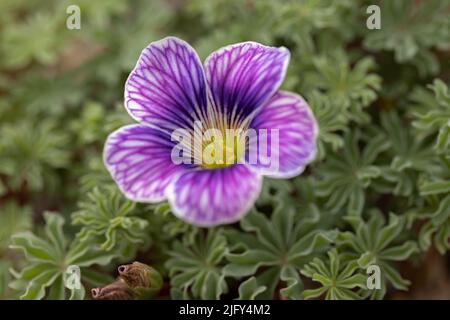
[
  {"left": 248, "top": 91, "right": 318, "bottom": 178},
  {"left": 125, "top": 37, "right": 208, "bottom": 132},
  {"left": 166, "top": 165, "right": 262, "bottom": 227},
  {"left": 204, "top": 42, "right": 290, "bottom": 127},
  {"left": 104, "top": 124, "right": 190, "bottom": 202}
]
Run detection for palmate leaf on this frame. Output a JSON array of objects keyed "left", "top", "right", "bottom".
[
  {"left": 69, "top": 101, "right": 106, "bottom": 146},
  {"left": 416, "top": 153, "right": 450, "bottom": 201},
  {"left": 72, "top": 186, "right": 149, "bottom": 252},
  {"left": 70, "top": 101, "right": 134, "bottom": 148},
  {"left": 415, "top": 159, "right": 450, "bottom": 253},
  {"left": 129, "top": 202, "right": 201, "bottom": 275},
  {"left": 376, "top": 111, "right": 438, "bottom": 197},
  {"left": 362, "top": 0, "right": 449, "bottom": 65},
  {"left": 301, "top": 249, "right": 366, "bottom": 300},
  {"left": 412, "top": 79, "right": 450, "bottom": 155},
  {"left": 9, "top": 213, "right": 117, "bottom": 300},
  {"left": 307, "top": 91, "right": 348, "bottom": 160},
  {"left": 11, "top": 73, "right": 85, "bottom": 118},
  {"left": 166, "top": 229, "right": 228, "bottom": 300},
  {"left": 0, "top": 12, "right": 63, "bottom": 69},
  {"left": 291, "top": 177, "right": 323, "bottom": 223},
  {"left": 302, "top": 50, "right": 381, "bottom": 123},
  {"left": 75, "top": 0, "right": 127, "bottom": 29},
  {"left": 112, "top": 0, "right": 170, "bottom": 71},
  {"left": 146, "top": 202, "right": 199, "bottom": 247},
  {"left": 410, "top": 194, "right": 450, "bottom": 254},
  {"left": 224, "top": 201, "right": 336, "bottom": 299},
  {"left": 189, "top": 0, "right": 354, "bottom": 58},
  {"left": 0, "top": 119, "right": 70, "bottom": 192},
  {"left": 256, "top": 178, "right": 295, "bottom": 207},
  {"left": 314, "top": 129, "right": 390, "bottom": 216},
  {"left": 78, "top": 157, "right": 116, "bottom": 193},
  {"left": 337, "top": 212, "right": 419, "bottom": 299},
  {"left": 405, "top": 80, "right": 450, "bottom": 253}
]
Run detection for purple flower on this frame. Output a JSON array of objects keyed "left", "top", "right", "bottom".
[{"left": 104, "top": 37, "right": 318, "bottom": 227}]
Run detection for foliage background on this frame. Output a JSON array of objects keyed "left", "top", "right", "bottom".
[{"left": 0, "top": 0, "right": 449, "bottom": 300}]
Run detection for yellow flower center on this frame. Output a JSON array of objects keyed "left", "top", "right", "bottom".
[{"left": 201, "top": 129, "right": 246, "bottom": 169}]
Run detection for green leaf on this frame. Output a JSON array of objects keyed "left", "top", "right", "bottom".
[
  {"left": 420, "top": 180, "right": 450, "bottom": 195},
  {"left": 0, "top": 119, "right": 70, "bottom": 192},
  {"left": 237, "top": 277, "right": 267, "bottom": 300},
  {"left": 315, "top": 130, "right": 388, "bottom": 215},
  {"left": 72, "top": 186, "right": 149, "bottom": 253},
  {"left": 412, "top": 79, "right": 450, "bottom": 154},
  {"left": 225, "top": 202, "right": 335, "bottom": 299},
  {"left": 301, "top": 249, "right": 365, "bottom": 300},
  {"left": 363, "top": 0, "right": 449, "bottom": 67},
  {"left": 166, "top": 230, "right": 228, "bottom": 300},
  {"left": 10, "top": 213, "right": 118, "bottom": 300},
  {"left": 337, "top": 212, "right": 418, "bottom": 298}
]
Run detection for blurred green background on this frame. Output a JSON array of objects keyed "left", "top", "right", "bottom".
[{"left": 0, "top": 0, "right": 449, "bottom": 300}]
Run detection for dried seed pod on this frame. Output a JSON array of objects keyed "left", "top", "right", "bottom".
[
  {"left": 118, "top": 262, "right": 149, "bottom": 287},
  {"left": 117, "top": 261, "right": 163, "bottom": 299},
  {"left": 91, "top": 279, "right": 135, "bottom": 300}
]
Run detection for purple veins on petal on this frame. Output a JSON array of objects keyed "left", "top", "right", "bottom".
[
  {"left": 104, "top": 124, "right": 191, "bottom": 202},
  {"left": 125, "top": 37, "right": 208, "bottom": 133},
  {"left": 204, "top": 42, "right": 290, "bottom": 127},
  {"left": 166, "top": 165, "right": 263, "bottom": 227},
  {"left": 249, "top": 91, "right": 318, "bottom": 178}
]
